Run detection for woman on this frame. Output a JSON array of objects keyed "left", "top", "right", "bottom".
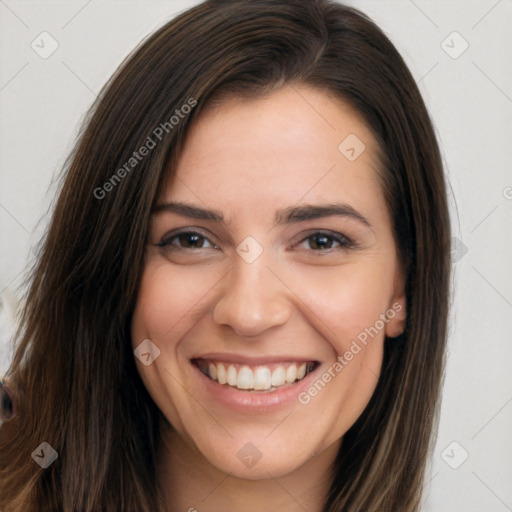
[{"left": 0, "top": 0, "right": 451, "bottom": 510}]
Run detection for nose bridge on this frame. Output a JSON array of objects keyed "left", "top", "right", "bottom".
[{"left": 212, "top": 249, "right": 291, "bottom": 337}]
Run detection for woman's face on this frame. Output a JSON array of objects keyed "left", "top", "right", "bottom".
[{"left": 131, "top": 85, "right": 406, "bottom": 479}]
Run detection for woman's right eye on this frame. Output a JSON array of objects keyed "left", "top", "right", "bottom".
[{"left": 157, "top": 230, "right": 218, "bottom": 250}]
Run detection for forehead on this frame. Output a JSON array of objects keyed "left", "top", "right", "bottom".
[{"left": 165, "top": 86, "right": 384, "bottom": 222}]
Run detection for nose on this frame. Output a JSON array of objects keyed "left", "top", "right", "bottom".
[{"left": 212, "top": 253, "right": 292, "bottom": 338}]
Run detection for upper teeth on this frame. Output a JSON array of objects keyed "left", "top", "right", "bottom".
[{"left": 197, "top": 360, "right": 314, "bottom": 391}]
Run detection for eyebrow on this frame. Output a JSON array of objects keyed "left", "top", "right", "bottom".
[{"left": 152, "top": 201, "right": 372, "bottom": 228}]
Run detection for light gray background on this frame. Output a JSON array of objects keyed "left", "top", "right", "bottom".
[{"left": 1, "top": 1, "right": 511, "bottom": 511}]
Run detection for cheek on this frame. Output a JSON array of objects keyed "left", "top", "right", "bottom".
[
  {"left": 131, "top": 262, "right": 220, "bottom": 346},
  {"left": 130, "top": 262, "right": 227, "bottom": 434},
  {"left": 288, "top": 264, "right": 391, "bottom": 443},
  {"left": 288, "top": 262, "right": 393, "bottom": 400},
  {"left": 290, "top": 262, "right": 395, "bottom": 346}
]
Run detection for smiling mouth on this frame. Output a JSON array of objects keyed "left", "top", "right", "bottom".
[{"left": 193, "top": 358, "right": 319, "bottom": 392}]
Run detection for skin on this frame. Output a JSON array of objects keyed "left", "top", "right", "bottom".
[{"left": 131, "top": 85, "right": 406, "bottom": 512}]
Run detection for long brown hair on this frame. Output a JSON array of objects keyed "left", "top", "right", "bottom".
[{"left": 0, "top": 1, "right": 451, "bottom": 510}]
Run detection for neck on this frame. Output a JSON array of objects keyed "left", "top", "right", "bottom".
[{"left": 156, "top": 417, "right": 339, "bottom": 512}]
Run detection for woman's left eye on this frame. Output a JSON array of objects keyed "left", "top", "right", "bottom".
[
  {"left": 297, "top": 231, "right": 353, "bottom": 251},
  {"left": 157, "top": 231, "right": 218, "bottom": 250}
]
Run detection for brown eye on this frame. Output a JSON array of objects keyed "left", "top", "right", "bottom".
[
  {"left": 157, "top": 230, "right": 217, "bottom": 250},
  {"left": 176, "top": 232, "right": 206, "bottom": 248},
  {"left": 309, "top": 233, "right": 334, "bottom": 250},
  {"left": 300, "top": 231, "right": 353, "bottom": 251}
]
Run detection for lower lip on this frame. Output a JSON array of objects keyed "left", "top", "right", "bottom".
[{"left": 191, "top": 362, "right": 322, "bottom": 413}]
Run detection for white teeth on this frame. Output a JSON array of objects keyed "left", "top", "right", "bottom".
[
  {"left": 237, "top": 366, "right": 253, "bottom": 390},
  {"left": 285, "top": 364, "right": 297, "bottom": 383},
  {"left": 271, "top": 366, "right": 286, "bottom": 386},
  {"left": 227, "top": 365, "right": 237, "bottom": 386},
  {"left": 208, "top": 363, "right": 217, "bottom": 381},
  {"left": 217, "top": 363, "right": 227, "bottom": 384},
  {"left": 203, "top": 361, "right": 314, "bottom": 391},
  {"left": 254, "top": 367, "right": 272, "bottom": 390}
]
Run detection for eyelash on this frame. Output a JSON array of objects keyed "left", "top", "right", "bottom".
[{"left": 156, "top": 229, "right": 354, "bottom": 252}]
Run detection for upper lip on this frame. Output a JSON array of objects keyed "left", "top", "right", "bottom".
[{"left": 192, "top": 353, "right": 319, "bottom": 365}]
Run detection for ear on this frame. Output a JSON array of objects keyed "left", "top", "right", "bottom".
[{"left": 385, "top": 268, "right": 407, "bottom": 338}]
